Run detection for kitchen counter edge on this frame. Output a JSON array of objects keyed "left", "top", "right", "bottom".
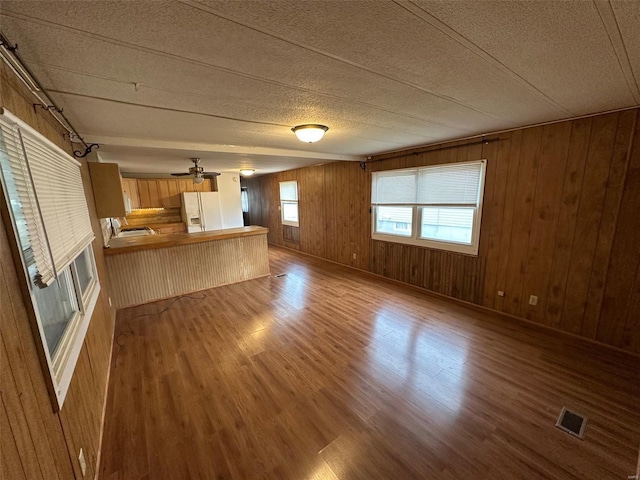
[{"left": 105, "top": 226, "right": 269, "bottom": 256}]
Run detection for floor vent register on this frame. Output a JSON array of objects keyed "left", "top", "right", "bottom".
[{"left": 555, "top": 407, "right": 588, "bottom": 439}]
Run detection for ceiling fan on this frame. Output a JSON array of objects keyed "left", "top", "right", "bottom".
[{"left": 171, "top": 158, "right": 220, "bottom": 184}]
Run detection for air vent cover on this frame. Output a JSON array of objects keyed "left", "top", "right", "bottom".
[{"left": 556, "top": 407, "right": 588, "bottom": 439}]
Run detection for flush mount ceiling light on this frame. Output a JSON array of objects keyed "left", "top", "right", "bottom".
[
  {"left": 291, "top": 124, "right": 329, "bottom": 143},
  {"left": 239, "top": 169, "right": 255, "bottom": 176}
]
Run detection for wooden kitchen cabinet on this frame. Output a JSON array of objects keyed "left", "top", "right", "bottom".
[
  {"left": 130, "top": 178, "right": 215, "bottom": 208},
  {"left": 177, "top": 178, "right": 214, "bottom": 193},
  {"left": 88, "top": 162, "right": 126, "bottom": 218},
  {"left": 137, "top": 179, "right": 161, "bottom": 208},
  {"left": 156, "top": 179, "right": 181, "bottom": 208},
  {"left": 121, "top": 178, "right": 140, "bottom": 209},
  {"left": 196, "top": 179, "right": 214, "bottom": 192}
]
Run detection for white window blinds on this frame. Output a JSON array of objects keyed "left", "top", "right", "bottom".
[
  {"left": 0, "top": 110, "right": 94, "bottom": 287},
  {"left": 372, "top": 161, "right": 484, "bottom": 206},
  {"left": 371, "top": 160, "right": 486, "bottom": 255},
  {"left": 417, "top": 162, "right": 483, "bottom": 205},
  {"left": 0, "top": 115, "right": 55, "bottom": 286},
  {"left": 371, "top": 171, "right": 416, "bottom": 204},
  {"left": 279, "top": 180, "right": 298, "bottom": 201}
]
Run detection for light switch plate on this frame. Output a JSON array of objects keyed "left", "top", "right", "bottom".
[{"left": 529, "top": 295, "right": 538, "bottom": 306}]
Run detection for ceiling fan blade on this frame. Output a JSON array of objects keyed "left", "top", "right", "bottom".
[
  {"left": 203, "top": 172, "right": 220, "bottom": 177},
  {"left": 171, "top": 172, "right": 192, "bottom": 176}
]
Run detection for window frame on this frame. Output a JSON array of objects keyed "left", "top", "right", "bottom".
[
  {"left": 371, "top": 160, "right": 487, "bottom": 256},
  {"left": 279, "top": 180, "right": 299, "bottom": 227},
  {"left": 0, "top": 110, "right": 100, "bottom": 410},
  {"left": 41, "top": 246, "right": 100, "bottom": 400}
]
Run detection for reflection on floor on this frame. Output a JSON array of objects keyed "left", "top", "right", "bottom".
[{"left": 100, "top": 245, "right": 640, "bottom": 480}]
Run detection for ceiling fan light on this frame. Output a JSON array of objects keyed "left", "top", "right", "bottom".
[
  {"left": 240, "top": 169, "right": 255, "bottom": 176},
  {"left": 292, "top": 124, "right": 328, "bottom": 143},
  {"left": 193, "top": 175, "right": 205, "bottom": 184}
]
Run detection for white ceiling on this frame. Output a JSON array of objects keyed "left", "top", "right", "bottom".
[{"left": 1, "top": 1, "right": 639, "bottom": 175}]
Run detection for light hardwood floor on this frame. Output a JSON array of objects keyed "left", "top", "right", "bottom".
[{"left": 99, "top": 246, "right": 640, "bottom": 479}]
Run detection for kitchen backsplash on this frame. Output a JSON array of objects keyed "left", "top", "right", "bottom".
[{"left": 126, "top": 208, "right": 182, "bottom": 226}]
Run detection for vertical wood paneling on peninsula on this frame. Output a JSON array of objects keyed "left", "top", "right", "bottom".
[
  {"left": 244, "top": 109, "right": 640, "bottom": 353},
  {"left": 105, "top": 234, "right": 270, "bottom": 308},
  {"left": 1, "top": 62, "right": 115, "bottom": 479}
]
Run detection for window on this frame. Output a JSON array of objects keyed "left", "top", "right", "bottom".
[
  {"left": 0, "top": 109, "right": 99, "bottom": 410},
  {"left": 240, "top": 187, "right": 249, "bottom": 213},
  {"left": 279, "top": 180, "right": 299, "bottom": 227},
  {"left": 371, "top": 160, "right": 486, "bottom": 255}
]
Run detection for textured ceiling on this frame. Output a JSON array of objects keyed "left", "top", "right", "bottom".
[{"left": 1, "top": 0, "right": 638, "bottom": 175}]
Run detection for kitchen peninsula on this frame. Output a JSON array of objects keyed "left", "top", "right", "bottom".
[{"left": 105, "top": 226, "right": 269, "bottom": 308}]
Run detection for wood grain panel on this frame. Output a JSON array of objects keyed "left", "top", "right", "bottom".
[
  {"left": 250, "top": 108, "right": 640, "bottom": 353},
  {"left": 106, "top": 233, "right": 270, "bottom": 308},
  {"left": 298, "top": 166, "right": 326, "bottom": 258},
  {"left": 0, "top": 339, "right": 45, "bottom": 479},
  {"left": 122, "top": 178, "right": 140, "bottom": 209},
  {"left": 167, "top": 179, "right": 180, "bottom": 207},
  {"left": 493, "top": 130, "right": 523, "bottom": 313},
  {"left": 503, "top": 126, "right": 543, "bottom": 317},
  {"left": 178, "top": 178, "right": 191, "bottom": 193},
  {"left": 543, "top": 118, "right": 593, "bottom": 328},
  {"left": 626, "top": 263, "right": 640, "bottom": 353},
  {"left": 1, "top": 61, "right": 115, "bottom": 480},
  {"left": 597, "top": 115, "right": 640, "bottom": 348},
  {"left": 137, "top": 179, "right": 151, "bottom": 208},
  {"left": 521, "top": 121, "right": 572, "bottom": 323},
  {"left": 476, "top": 138, "right": 499, "bottom": 259},
  {"left": 1, "top": 397, "right": 27, "bottom": 480},
  {"left": 156, "top": 180, "right": 171, "bottom": 208},
  {"left": 560, "top": 113, "right": 620, "bottom": 334},
  {"left": 283, "top": 225, "right": 300, "bottom": 248},
  {"left": 88, "top": 162, "right": 126, "bottom": 218},
  {"left": 482, "top": 135, "right": 513, "bottom": 309},
  {"left": 581, "top": 110, "right": 637, "bottom": 338}
]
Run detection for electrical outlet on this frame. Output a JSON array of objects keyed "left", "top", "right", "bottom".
[
  {"left": 78, "top": 448, "right": 87, "bottom": 477},
  {"left": 529, "top": 295, "right": 538, "bottom": 306},
  {"left": 497, "top": 290, "right": 505, "bottom": 297},
  {"left": 352, "top": 253, "right": 356, "bottom": 260}
]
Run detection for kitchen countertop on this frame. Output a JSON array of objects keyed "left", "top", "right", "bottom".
[{"left": 105, "top": 226, "right": 268, "bottom": 255}]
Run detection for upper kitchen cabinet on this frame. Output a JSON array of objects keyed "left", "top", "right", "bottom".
[
  {"left": 121, "top": 178, "right": 140, "bottom": 210},
  {"left": 137, "top": 179, "right": 161, "bottom": 208},
  {"left": 89, "top": 162, "right": 126, "bottom": 218},
  {"left": 135, "top": 178, "right": 216, "bottom": 208},
  {"left": 175, "top": 178, "right": 216, "bottom": 193},
  {"left": 156, "top": 179, "right": 181, "bottom": 208}
]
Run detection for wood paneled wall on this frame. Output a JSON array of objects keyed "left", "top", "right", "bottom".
[
  {"left": 245, "top": 109, "right": 640, "bottom": 353},
  {"left": 1, "top": 62, "right": 116, "bottom": 478}
]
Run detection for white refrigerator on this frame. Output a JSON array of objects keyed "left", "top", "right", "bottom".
[{"left": 181, "top": 191, "right": 223, "bottom": 233}]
